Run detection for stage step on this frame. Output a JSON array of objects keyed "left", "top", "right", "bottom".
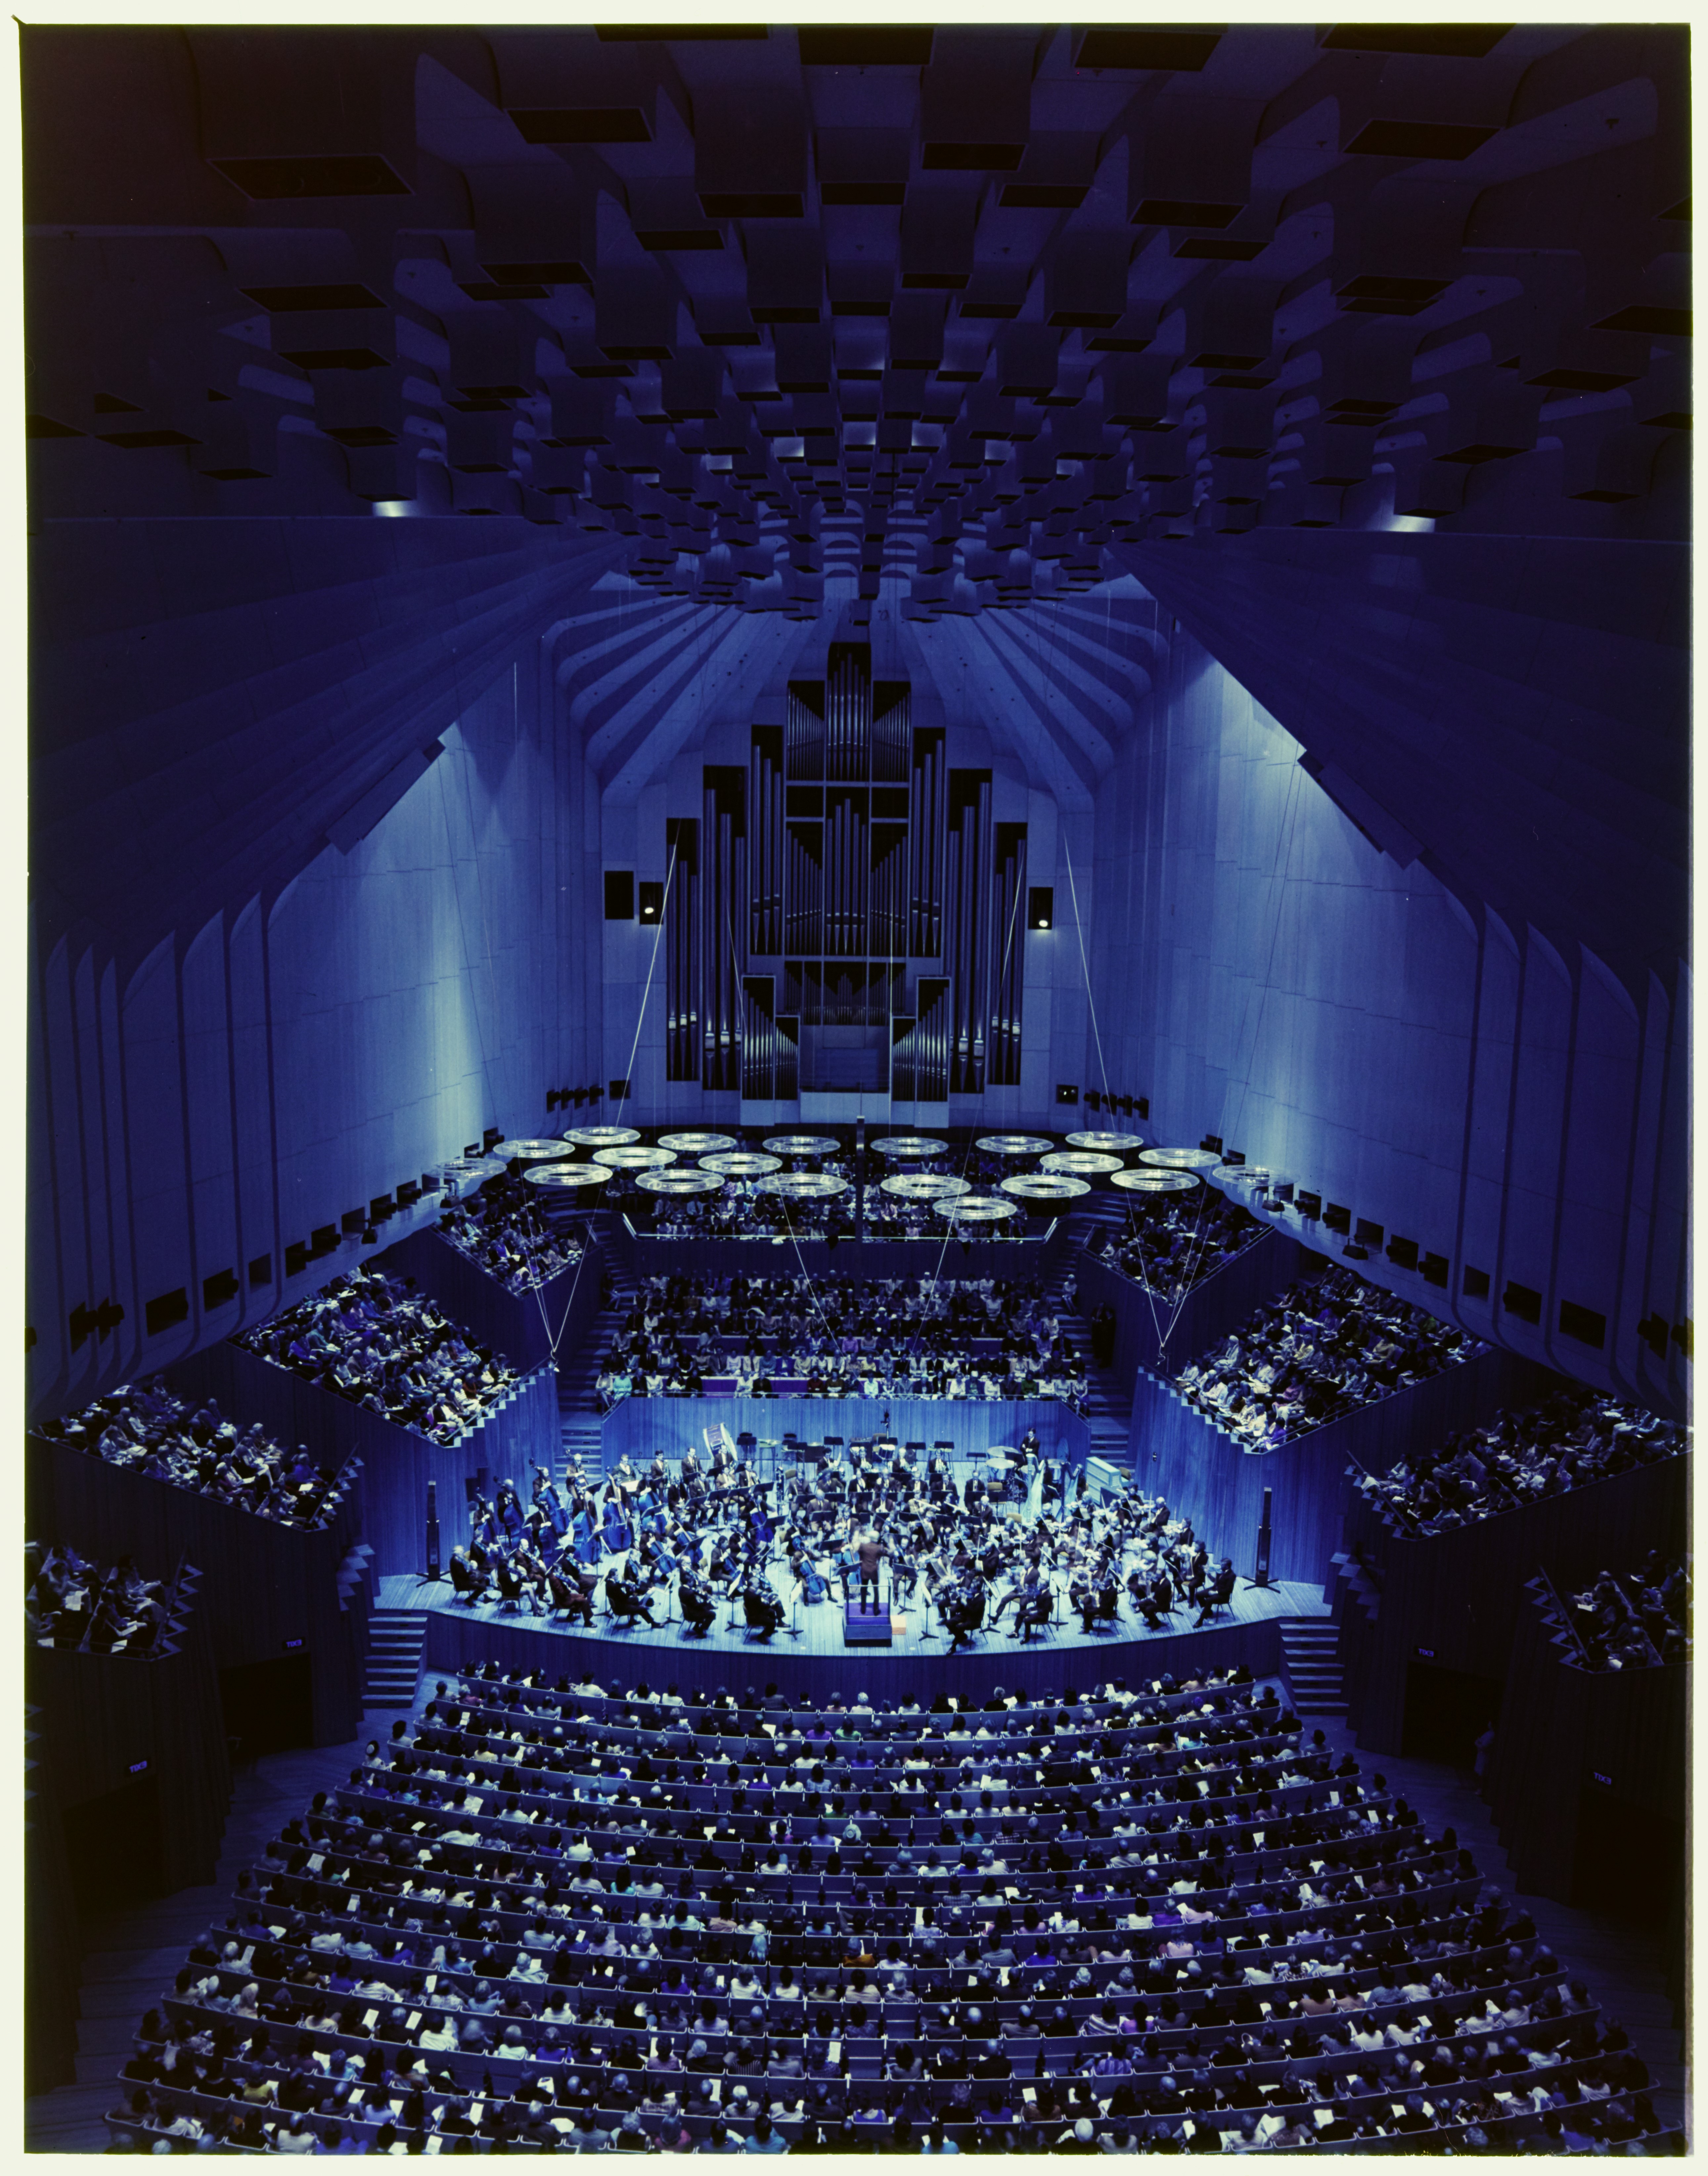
[
  {"left": 1279, "top": 1618, "right": 1349, "bottom": 1716},
  {"left": 363, "top": 1608, "right": 427, "bottom": 1708}
]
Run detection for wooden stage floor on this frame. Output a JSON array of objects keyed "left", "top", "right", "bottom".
[{"left": 378, "top": 1568, "right": 1327, "bottom": 1669}]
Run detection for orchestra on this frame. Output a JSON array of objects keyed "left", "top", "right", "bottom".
[{"left": 440, "top": 1430, "right": 1224, "bottom": 1653}]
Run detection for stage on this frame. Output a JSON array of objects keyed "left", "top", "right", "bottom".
[{"left": 383, "top": 1570, "right": 1328, "bottom": 1704}]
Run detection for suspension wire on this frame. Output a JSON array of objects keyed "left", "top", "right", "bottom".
[
  {"left": 533, "top": 1228, "right": 592, "bottom": 1363},
  {"left": 722, "top": 896, "right": 838, "bottom": 1357},
  {"left": 912, "top": 862, "right": 1025, "bottom": 1352},
  {"left": 619, "top": 834, "right": 679, "bottom": 1121}
]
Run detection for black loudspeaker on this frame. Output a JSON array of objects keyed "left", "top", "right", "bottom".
[
  {"left": 1253, "top": 1487, "right": 1273, "bottom": 1589},
  {"left": 463, "top": 1476, "right": 481, "bottom": 1506},
  {"left": 426, "top": 1481, "right": 441, "bottom": 1581}
]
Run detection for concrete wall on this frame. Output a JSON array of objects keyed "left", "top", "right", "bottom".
[{"left": 1090, "top": 626, "right": 1687, "bottom": 1414}]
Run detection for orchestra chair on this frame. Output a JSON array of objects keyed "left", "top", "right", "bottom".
[
  {"left": 548, "top": 1573, "right": 596, "bottom": 1626},
  {"left": 604, "top": 1578, "right": 647, "bottom": 1629}
]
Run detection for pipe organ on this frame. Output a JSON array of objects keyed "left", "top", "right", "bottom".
[{"left": 663, "top": 645, "right": 1026, "bottom": 1101}]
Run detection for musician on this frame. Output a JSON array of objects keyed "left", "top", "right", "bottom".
[
  {"left": 494, "top": 1478, "right": 524, "bottom": 1538},
  {"left": 447, "top": 1546, "right": 486, "bottom": 1602},
  {"left": 790, "top": 1546, "right": 832, "bottom": 1605},
  {"left": 605, "top": 1560, "right": 659, "bottom": 1627},
  {"left": 942, "top": 1573, "right": 986, "bottom": 1655},
  {"left": 678, "top": 1567, "right": 717, "bottom": 1637},
  {"left": 741, "top": 1570, "right": 785, "bottom": 1641},
  {"left": 1194, "top": 1557, "right": 1237, "bottom": 1626},
  {"left": 1139, "top": 1566, "right": 1174, "bottom": 1632},
  {"left": 548, "top": 1559, "right": 598, "bottom": 1626},
  {"left": 853, "top": 1528, "right": 884, "bottom": 1611},
  {"left": 1013, "top": 1568, "right": 1053, "bottom": 1643}
]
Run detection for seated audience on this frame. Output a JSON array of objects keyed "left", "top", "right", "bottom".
[
  {"left": 32, "top": 1380, "right": 347, "bottom": 1530},
  {"left": 238, "top": 1267, "right": 519, "bottom": 1446},
  {"left": 1357, "top": 1392, "right": 1688, "bottom": 1536},
  {"left": 108, "top": 1663, "right": 1675, "bottom": 2156},
  {"left": 1174, "top": 1267, "right": 1483, "bottom": 1447},
  {"left": 26, "top": 1540, "right": 175, "bottom": 1652},
  {"left": 596, "top": 1273, "right": 1088, "bottom": 1408},
  {"left": 438, "top": 1176, "right": 586, "bottom": 1295},
  {"left": 1556, "top": 1553, "right": 1690, "bottom": 1671},
  {"left": 1090, "top": 1189, "right": 1265, "bottom": 1304}
]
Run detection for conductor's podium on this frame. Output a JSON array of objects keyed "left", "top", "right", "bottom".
[{"left": 843, "top": 1593, "right": 893, "bottom": 1648}]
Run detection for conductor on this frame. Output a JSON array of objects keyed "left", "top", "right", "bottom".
[{"left": 853, "top": 1527, "right": 884, "bottom": 1611}]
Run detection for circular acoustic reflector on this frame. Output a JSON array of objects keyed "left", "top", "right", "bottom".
[
  {"left": 698, "top": 1152, "right": 782, "bottom": 1177},
  {"left": 1139, "top": 1147, "right": 1224, "bottom": 1170},
  {"left": 873, "top": 1135, "right": 947, "bottom": 1159},
  {"left": 656, "top": 1131, "right": 737, "bottom": 1154},
  {"left": 440, "top": 1156, "right": 509, "bottom": 1193},
  {"left": 754, "top": 1171, "right": 849, "bottom": 1199},
  {"left": 934, "top": 1193, "right": 1020, "bottom": 1223},
  {"left": 976, "top": 1134, "right": 1056, "bottom": 1156},
  {"left": 593, "top": 1145, "right": 678, "bottom": 1170},
  {"left": 635, "top": 1169, "right": 725, "bottom": 1196},
  {"left": 1064, "top": 1130, "right": 1145, "bottom": 1153},
  {"left": 565, "top": 1125, "right": 641, "bottom": 1148},
  {"left": 763, "top": 1134, "right": 841, "bottom": 1157},
  {"left": 499, "top": 1138, "right": 576, "bottom": 1162},
  {"left": 880, "top": 1172, "right": 970, "bottom": 1201},
  {"left": 524, "top": 1162, "right": 612, "bottom": 1190},
  {"left": 1000, "top": 1173, "right": 1092, "bottom": 1201},
  {"left": 1110, "top": 1168, "right": 1201, "bottom": 1194},
  {"left": 1040, "top": 1151, "right": 1125, "bottom": 1176}
]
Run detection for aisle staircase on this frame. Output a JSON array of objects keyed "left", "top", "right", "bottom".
[
  {"left": 553, "top": 1225, "right": 637, "bottom": 1486},
  {"left": 362, "top": 1607, "right": 427, "bottom": 1709},
  {"left": 1279, "top": 1617, "right": 1349, "bottom": 1718},
  {"left": 1051, "top": 1200, "right": 1135, "bottom": 1474}
]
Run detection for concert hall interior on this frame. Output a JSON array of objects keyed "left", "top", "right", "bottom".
[{"left": 23, "top": 19, "right": 1691, "bottom": 2156}]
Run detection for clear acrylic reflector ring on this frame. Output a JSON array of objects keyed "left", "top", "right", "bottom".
[
  {"left": 873, "top": 1136, "right": 947, "bottom": 1159},
  {"left": 499, "top": 1139, "right": 577, "bottom": 1161},
  {"left": 656, "top": 1132, "right": 738, "bottom": 1154},
  {"left": 763, "top": 1135, "right": 841, "bottom": 1157},
  {"left": 635, "top": 1170, "right": 725, "bottom": 1195},
  {"left": 440, "top": 1156, "right": 509, "bottom": 1191},
  {"left": 1000, "top": 1173, "right": 1092, "bottom": 1200},
  {"left": 524, "top": 1162, "right": 613, "bottom": 1189},
  {"left": 593, "top": 1145, "right": 678, "bottom": 1170},
  {"left": 934, "top": 1194, "right": 1020, "bottom": 1222},
  {"left": 755, "top": 1171, "right": 849, "bottom": 1198},
  {"left": 1139, "top": 1147, "right": 1224, "bottom": 1170},
  {"left": 564, "top": 1126, "right": 641, "bottom": 1149},
  {"left": 1064, "top": 1131, "right": 1145, "bottom": 1153},
  {"left": 976, "top": 1134, "right": 1056, "bottom": 1156},
  {"left": 880, "top": 1172, "right": 970, "bottom": 1201},
  {"left": 1110, "top": 1169, "right": 1201, "bottom": 1194},
  {"left": 699, "top": 1153, "right": 782, "bottom": 1177},
  {"left": 1040, "top": 1151, "right": 1125, "bottom": 1176}
]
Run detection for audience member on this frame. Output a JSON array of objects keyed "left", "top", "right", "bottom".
[
  {"left": 238, "top": 1267, "right": 519, "bottom": 1446},
  {"left": 1357, "top": 1391, "right": 1688, "bottom": 1536},
  {"left": 598, "top": 1273, "right": 1088, "bottom": 1409},
  {"left": 106, "top": 1662, "right": 1677, "bottom": 2156},
  {"left": 33, "top": 1381, "right": 348, "bottom": 1530},
  {"left": 438, "top": 1176, "right": 586, "bottom": 1296},
  {"left": 1090, "top": 1191, "right": 1265, "bottom": 1305},
  {"left": 27, "top": 1540, "right": 175, "bottom": 1653},
  {"left": 1174, "top": 1268, "right": 1482, "bottom": 1447}
]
